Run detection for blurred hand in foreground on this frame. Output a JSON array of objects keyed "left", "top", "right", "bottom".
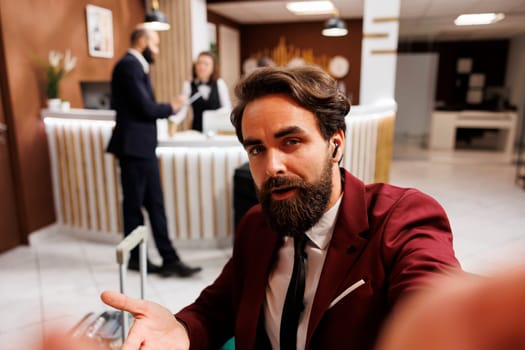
[{"left": 376, "top": 268, "right": 525, "bottom": 350}]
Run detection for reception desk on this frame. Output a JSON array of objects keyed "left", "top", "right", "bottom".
[
  {"left": 429, "top": 110, "right": 518, "bottom": 162},
  {"left": 42, "top": 102, "right": 395, "bottom": 246}
]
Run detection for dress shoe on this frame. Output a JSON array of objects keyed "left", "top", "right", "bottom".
[
  {"left": 127, "top": 259, "right": 162, "bottom": 273},
  {"left": 161, "top": 260, "right": 202, "bottom": 278}
]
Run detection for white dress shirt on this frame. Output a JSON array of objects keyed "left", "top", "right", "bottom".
[
  {"left": 264, "top": 195, "right": 342, "bottom": 350},
  {"left": 127, "top": 48, "right": 149, "bottom": 74}
]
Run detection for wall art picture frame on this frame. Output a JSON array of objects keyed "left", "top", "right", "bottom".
[{"left": 86, "top": 5, "right": 114, "bottom": 58}]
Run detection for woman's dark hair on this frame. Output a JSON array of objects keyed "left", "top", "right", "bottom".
[
  {"left": 230, "top": 66, "right": 350, "bottom": 143},
  {"left": 192, "top": 51, "right": 219, "bottom": 82}
]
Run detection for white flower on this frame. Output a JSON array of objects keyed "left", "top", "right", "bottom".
[
  {"left": 64, "top": 49, "right": 77, "bottom": 73},
  {"left": 48, "top": 50, "right": 63, "bottom": 68}
]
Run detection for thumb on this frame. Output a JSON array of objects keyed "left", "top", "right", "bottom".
[{"left": 101, "top": 291, "right": 146, "bottom": 315}]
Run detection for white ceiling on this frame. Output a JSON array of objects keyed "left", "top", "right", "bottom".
[{"left": 207, "top": 0, "right": 525, "bottom": 41}]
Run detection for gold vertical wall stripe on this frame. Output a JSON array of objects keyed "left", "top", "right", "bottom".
[
  {"left": 197, "top": 152, "right": 204, "bottom": 239},
  {"left": 113, "top": 158, "right": 122, "bottom": 233},
  {"left": 72, "top": 129, "right": 82, "bottom": 227},
  {"left": 184, "top": 153, "right": 192, "bottom": 238},
  {"left": 172, "top": 156, "right": 181, "bottom": 238},
  {"left": 373, "top": 17, "right": 399, "bottom": 23},
  {"left": 66, "top": 128, "right": 79, "bottom": 226},
  {"left": 55, "top": 126, "right": 67, "bottom": 224},
  {"left": 374, "top": 115, "right": 395, "bottom": 183},
  {"left": 98, "top": 129, "right": 110, "bottom": 233},
  {"left": 63, "top": 126, "right": 73, "bottom": 225},
  {"left": 89, "top": 127, "right": 101, "bottom": 231},
  {"left": 79, "top": 130, "right": 91, "bottom": 229},
  {"left": 62, "top": 126, "right": 71, "bottom": 225},
  {"left": 211, "top": 154, "right": 218, "bottom": 238}
]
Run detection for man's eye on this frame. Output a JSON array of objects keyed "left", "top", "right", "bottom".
[
  {"left": 285, "top": 139, "right": 300, "bottom": 146},
  {"left": 248, "top": 145, "right": 264, "bottom": 156}
]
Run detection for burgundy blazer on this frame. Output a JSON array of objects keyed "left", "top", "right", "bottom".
[{"left": 176, "top": 169, "right": 461, "bottom": 349}]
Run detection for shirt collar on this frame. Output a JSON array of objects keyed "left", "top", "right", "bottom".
[
  {"left": 128, "top": 48, "right": 149, "bottom": 74},
  {"left": 305, "top": 194, "right": 343, "bottom": 250}
]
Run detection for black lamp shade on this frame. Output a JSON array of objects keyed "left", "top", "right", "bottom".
[
  {"left": 143, "top": 9, "right": 170, "bottom": 31},
  {"left": 322, "top": 16, "right": 348, "bottom": 37}
]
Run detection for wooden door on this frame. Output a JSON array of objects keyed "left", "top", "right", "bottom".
[{"left": 0, "top": 23, "right": 21, "bottom": 252}]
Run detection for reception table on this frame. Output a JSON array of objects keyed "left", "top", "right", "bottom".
[{"left": 42, "top": 101, "right": 396, "bottom": 246}]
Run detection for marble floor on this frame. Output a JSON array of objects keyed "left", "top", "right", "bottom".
[{"left": 1, "top": 144, "right": 524, "bottom": 349}]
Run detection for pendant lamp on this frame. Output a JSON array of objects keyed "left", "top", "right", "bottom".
[
  {"left": 143, "top": 0, "right": 170, "bottom": 31},
  {"left": 322, "top": 9, "right": 348, "bottom": 37}
]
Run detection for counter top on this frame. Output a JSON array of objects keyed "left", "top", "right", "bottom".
[
  {"left": 42, "top": 108, "right": 116, "bottom": 120},
  {"left": 42, "top": 108, "right": 242, "bottom": 148}
]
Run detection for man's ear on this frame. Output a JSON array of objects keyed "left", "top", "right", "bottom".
[
  {"left": 138, "top": 35, "right": 148, "bottom": 50},
  {"left": 330, "top": 130, "right": 345, "bottom": 163}
]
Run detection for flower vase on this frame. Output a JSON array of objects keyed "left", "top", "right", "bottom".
[{"left": 47, "top": 98, "right": 62, "bottom": 111}]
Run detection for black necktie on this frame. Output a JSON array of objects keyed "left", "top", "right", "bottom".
[{"left": 280, "top": 234, "right": 308, "bottom": 349}]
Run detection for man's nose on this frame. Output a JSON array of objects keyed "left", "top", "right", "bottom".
[{"left": 264, "top": 149, "right": 286, "bottom": 177}]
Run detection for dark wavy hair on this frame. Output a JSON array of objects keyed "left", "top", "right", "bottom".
[{"left": 230, "top": 66, "right": 350, "bottom": 143}]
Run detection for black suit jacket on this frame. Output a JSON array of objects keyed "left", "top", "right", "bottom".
[{"left": 107, "top": 52, "right": 173, "bottom": 159}]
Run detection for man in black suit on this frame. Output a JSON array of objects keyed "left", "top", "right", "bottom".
[{"left": 107, "top": 28, "right": 201, "bottom": 278}]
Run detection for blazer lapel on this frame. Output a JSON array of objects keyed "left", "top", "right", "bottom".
[
  {"left": 307, "top": 170, "right": 370, "bottom": 342},
  {"left": 235, "top": 225, "right": 281, "bottom": 349}
]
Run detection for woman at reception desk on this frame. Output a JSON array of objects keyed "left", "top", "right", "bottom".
[{"left": 41, "top": 99, "right": 396, "bottom": 247}]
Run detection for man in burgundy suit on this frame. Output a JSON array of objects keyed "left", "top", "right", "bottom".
[{"left": 99, "top": 66, "right": 461, "bottom": 349}]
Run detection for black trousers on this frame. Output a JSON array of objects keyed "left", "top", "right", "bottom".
[{"left": 118, "top": 157, "right": 179, "bottom": 263}]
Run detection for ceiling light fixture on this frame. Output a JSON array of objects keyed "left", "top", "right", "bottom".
[
  {"left": 286, "top": 1, "right": 334, "bottom": 15},
  {"left": 454, "top": 13, "right": 505, "bottom": 26},
  {"left": 142, "top": 0, "right": 170, "bottom": 31},
  {"left": 322, "top": 9, "right": 348, "bottom": 37}
]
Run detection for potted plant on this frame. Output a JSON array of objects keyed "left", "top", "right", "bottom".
[{"left": 41, "top": 49, "right": 77, "bottom": 110}]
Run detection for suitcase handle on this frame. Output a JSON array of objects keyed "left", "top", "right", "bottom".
[{"left": 116, "top": 225, "right": 148, "bottom": 340}]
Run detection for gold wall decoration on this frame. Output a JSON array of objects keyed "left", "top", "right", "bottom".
[{"left": 250, "top": 37, "right": 331, "bottom": 72}]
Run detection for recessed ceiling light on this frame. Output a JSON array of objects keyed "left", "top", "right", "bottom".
[
  {"left": 454, "top": 13, "right": 505, "bottom": 26},
  {"left": 286, "top": 1, "right": 335, "bottom": 15}
]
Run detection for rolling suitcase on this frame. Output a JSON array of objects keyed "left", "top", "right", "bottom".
[{"left": 69, "top": 226, "right": 149, "bottom": 348}]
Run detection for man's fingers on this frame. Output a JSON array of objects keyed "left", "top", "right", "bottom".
[
  {"left": 101, "top": 290, "right": 146, "bottom": 315},
  {"left": 120, "top": 324, "right": 145, "bottom": 350}
]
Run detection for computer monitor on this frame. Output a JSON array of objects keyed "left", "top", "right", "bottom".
[{"left": 80, "top": 81, "right": 111, "bottom": 109}]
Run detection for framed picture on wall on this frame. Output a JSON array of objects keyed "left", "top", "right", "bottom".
[{"left": 85, "top": 5, "right": 114, "bottom": 58}]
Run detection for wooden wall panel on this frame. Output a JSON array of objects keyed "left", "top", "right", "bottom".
[{"left": 0, "top": 0, "right": 143, "bottom": 239}]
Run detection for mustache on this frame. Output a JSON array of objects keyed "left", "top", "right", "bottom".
[{"left": 261, "top": 176, "right": 306, "bottom": 193}]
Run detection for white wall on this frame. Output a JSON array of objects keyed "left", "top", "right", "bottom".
[
  {"left": 394, "top": 53, "right": 438, "bottom": 143},
  {"left": 506, "top": 35, "right": 525, "bottom": 146},
  {"left": 191, "top": 0, "right": 209, "bottom": 59},
  {"left": 360, "top": 0, "right": 400, "bottom": 105}
]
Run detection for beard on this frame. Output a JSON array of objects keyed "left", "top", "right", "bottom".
[
  {"left": 142, "top": 47, "right": 155, "bottom": 64},
  {"left": 256, "top": 156, "right": 333, "bottom": 239}
]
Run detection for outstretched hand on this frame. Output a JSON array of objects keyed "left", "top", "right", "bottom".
[
  {"left": 375, "top": 268, "right": 525, "bottom": 350},
  {"left": 100, "top": 291, "right": 190, "bottom": 350}
]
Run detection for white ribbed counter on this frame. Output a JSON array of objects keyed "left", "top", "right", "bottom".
[{"left": 42, "top": 102, "right": 395, "bottom": 246}]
